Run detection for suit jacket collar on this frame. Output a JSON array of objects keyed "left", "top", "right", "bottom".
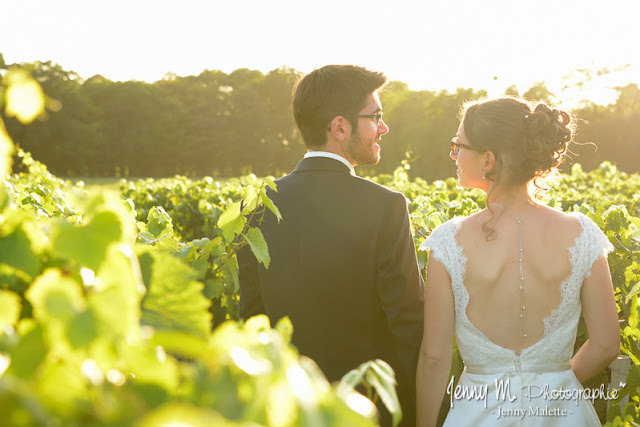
[{"left": 291, "top": 156, "right": 357, "bottom": 176}]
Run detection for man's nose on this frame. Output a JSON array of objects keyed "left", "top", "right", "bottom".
[{"left": 378, "top": 119, "right": 389, "bottom": 135}]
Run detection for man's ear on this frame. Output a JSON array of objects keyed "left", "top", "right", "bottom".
[{"left": 328, "top": 116, "right": 349, "bottom": 142}]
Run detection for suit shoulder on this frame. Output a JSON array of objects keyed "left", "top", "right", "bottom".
[{"left": 352, "top": 175, "right": 407, "bottom": 201}]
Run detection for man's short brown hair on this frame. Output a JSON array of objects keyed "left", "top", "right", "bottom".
[{"left": 292, "top": 65, "right": 387, "bottom": 150}]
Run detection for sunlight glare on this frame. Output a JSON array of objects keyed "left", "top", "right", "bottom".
[
  {"left": 81, "top": 358, "right": 104, "bottom": 385},
  {"left": 287, "top": 364, "right": 315, "bottom": 407},
  {"left": 0, "top": 353, "right": 11, "bottom": 376},
  {"left": 230, "top": 347, "right": 271, "bottom": 375}
]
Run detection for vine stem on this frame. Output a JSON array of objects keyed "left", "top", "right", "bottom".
[
  {"left": 211, "top": 182, "right": 269, "bottom": 276},
  {"left": 414, "top": 226, "right": 427, "bottom": 239}
]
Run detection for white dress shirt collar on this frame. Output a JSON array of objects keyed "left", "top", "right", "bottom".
[{"left": 303, "top": 151, "right": 355, "bottom": 175}]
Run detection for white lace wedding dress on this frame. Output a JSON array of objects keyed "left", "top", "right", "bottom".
[{"left": 419, "top": 212, "right": 614, "bottom": 426}]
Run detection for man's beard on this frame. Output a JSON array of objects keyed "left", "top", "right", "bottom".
[{"left": 346, "top": 130, "right": 380, "bottom": 166}]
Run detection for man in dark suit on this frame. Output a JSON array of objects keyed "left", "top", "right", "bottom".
[{"left": 237, "top": 65, "right": 424, "bottom": 426}]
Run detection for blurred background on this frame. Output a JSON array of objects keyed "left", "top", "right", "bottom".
[{"left": 1, "top": 0, "right": 639, "bottom": 181}]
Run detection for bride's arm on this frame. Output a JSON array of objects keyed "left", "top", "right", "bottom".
[
  {"left": 571, "top": 256, "right": 620, "bottom": 383},
  {"left": 417, "top": 252, "right": 455, "bottom": 427}
]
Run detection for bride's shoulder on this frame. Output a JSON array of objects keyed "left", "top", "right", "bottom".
[
  {"left": 420, "top": 211, "right": 485, "bottom": 248},
  {"left": 539, "top": 206, "right": 586, "bottom": 235},
  {"left": 454, "top": 208, "right": 492, "bottom": 233},
  {"left": 419, "top": 216, "right": 464, "bottom": 252},
  {"left": 431, "top": 213, "right": 475, "bottom": 235}
]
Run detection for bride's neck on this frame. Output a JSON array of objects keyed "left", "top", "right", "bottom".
[{"left": 487, "top": 184, "right": 536, "bottom": 214}]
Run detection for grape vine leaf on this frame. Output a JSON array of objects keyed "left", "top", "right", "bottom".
[
  {"left": 0, "top": 290, "right": 21, "bottom": 329},
  {"left": 244, "top": 227, "right": 270, "bottom": 268},
  {"left": 217, "top": 202, "right": 245, "bottom": 242},
  {"left": 138, "top": 248, "right": 212, "bottom": 338},
  {"left": 52, "top": 210, "right": 123, "bottom": 272}
]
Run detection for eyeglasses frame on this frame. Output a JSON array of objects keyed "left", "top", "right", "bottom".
[
  {"left": 327, "top": 113, "right": 384, "bottom": 131},
  {"left": 450, "top": 137, "right": 482, "bottom": 156},
  {"left": 341, "top": 113, "right": 384, "bottom": 126}
]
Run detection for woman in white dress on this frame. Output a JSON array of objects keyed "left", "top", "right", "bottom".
[{"left": 416, "top": 97, "right": 620, "bottom": 426}]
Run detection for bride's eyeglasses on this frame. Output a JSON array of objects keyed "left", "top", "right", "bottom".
[{"left": 450, "top": 137, "right": 481, "bottom": 156}]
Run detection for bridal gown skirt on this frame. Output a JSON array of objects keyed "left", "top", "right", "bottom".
[{"left": 443, "top": 368, "right": 601, "bottom": 426}]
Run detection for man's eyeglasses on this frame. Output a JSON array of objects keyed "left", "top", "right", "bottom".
[
  {"left": 342, "top": 113, "right": 384, "bottom": 127},
  {"left": 450, "top": 137, "right": 480, "bottom": 156}
]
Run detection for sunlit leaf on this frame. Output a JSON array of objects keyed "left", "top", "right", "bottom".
[
  {"left": 244, "top": 227, "right": 270, "bottom": 268},
  {"left": 26, "top": 269, "right": 86, "bottom": 323},
  {"left": 138, "top": 249, "right": 212, "bottom": 338},
  {"left": 66, "top": 308, "right": 100, "bottom": 349},
  {"left": 52, "top": 210, "right": 122, "bottom": 271},
  {"left": 147, "top": 206, "right": 173, "bottom": 238},
  {"left": 264, "top": 177, "right": 277, "bottom": 193},
  {"left": 6, "top": 320, "right": 47, "bottom": 379},
  {"left": 0, "top": 222, "right": 43, "bottom": 283},
  {"left": 36, "top": 356, "right": 90, "bottom": 415},
  {"left": 275, "top": 316, "right": 293, "bottom": 344},
  {"left": 0, "top": 290, "right": 21, "bottom": 329},
  {"left": 364, "top": 366, "right": 402, "bottom": 427},
  {"left": 203, "top": 277, "right": 225, "bottom": 299},
  {"left": 137, "top": 403, "right": 236, "bottom": 427},
  {"left": 0, "top": 120, "right": 13, "bottom": 178},
  {"left": 82, "top": 244, "right": 145, "bottom": 344},
  {"left": 217, "top": 202, "right": 245, "bottom": 241},
  {"left": 122, "top": 341, "right": 179, "bottom": 390},
  {"left": 150, "top": 329, "right": 211, "bottom": 360},
  {"left": 259, "top": 189, "right": 282, "bottom": 221},
  {"left": 242, "top": 185, "right": 259, "bottom": 214}
]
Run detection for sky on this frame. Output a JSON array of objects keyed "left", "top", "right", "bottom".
[{"left": 2, "top": 0, "right": 639, "bottom": 107}]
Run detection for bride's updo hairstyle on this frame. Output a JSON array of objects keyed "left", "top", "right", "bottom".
[
  {"left": 461, "top": 97, "right": 576, "bottom": 239},
  {"left": 461, "top": 96, "right": 576, "bottom": 200}
]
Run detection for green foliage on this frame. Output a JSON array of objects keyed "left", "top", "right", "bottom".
[
  {"left": 129, "top": 178, "right": 278, "bottom": 329},
  {"left": 0, "top": 160, "right": 385, "bottom": 426},
  {"left": 338, "top": 359, "right": 402, "bottom": 427},
  {"left": 0, "top": 73, "right": 386, "bottom": 426},
  {"left": 5, "top": 156, "right": 640, "bottom": 426},
  {"left": 110, "top": 160, "right": 640, "bottom": 424},
  {"left": 5, "top": 65, "right": 640, "bottom": 425}
]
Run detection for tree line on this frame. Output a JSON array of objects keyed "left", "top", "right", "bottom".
[{"left": 1, "top": 54, "right": 639, "bottom": 181}]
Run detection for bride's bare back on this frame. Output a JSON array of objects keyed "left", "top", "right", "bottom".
[{"left": 455, "top": 205, "right": 583, "bottom": 354}]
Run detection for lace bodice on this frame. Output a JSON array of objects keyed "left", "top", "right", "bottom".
[{"left": 419, "top": 212, "right": 613, "bottom": 371}]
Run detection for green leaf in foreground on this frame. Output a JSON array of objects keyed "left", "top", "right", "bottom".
[
  {"left": 339, "top": 359, "right": 402, "bottom": 426},
  {"left": 138, "top": 249, "right": 212, "bottom": 337},
  {"left": 52, "top": 210, "right": 123, "bottom": 271},
  {"left": 365, "top": 361, "right": 402, "bottom": 427},
  {"left": 5, "top": 320, "right": 47, "bottom": 379},
  {"left": 26, "top": 269, "right": 85, "bottom": 323},
  {"left": 0, "top": 290, "right": 21, "bottom": 329},
  {"left": 260, "top": 189, "right": 282, "bottom": 221},
  {"left": 217, "top": 202, "right": 245, "bottom": 241},
  {"left": 244, "top": 227, "right": 270, "bottom": 268},
  {"left": 137, "top": 403, "right": 237, "bottom": 427},
  {"left": 0, "top": 222, "right": 43, "bottom": 282}
]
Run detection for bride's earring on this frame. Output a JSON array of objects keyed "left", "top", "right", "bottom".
[{"left": 482, "top": 170, "right": 486, "bottom": 180}]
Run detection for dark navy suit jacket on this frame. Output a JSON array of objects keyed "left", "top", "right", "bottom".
[{"left": 238, "top": 156, "right": 424, "bottom": 426}]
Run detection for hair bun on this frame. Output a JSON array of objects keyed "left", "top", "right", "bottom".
[{"left": 521, "top": 102, "right": 574, "bottom": 169}]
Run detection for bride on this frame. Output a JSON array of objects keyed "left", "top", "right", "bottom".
[{"left": 416, "top": 97, "right": 620, "bottom": 426}]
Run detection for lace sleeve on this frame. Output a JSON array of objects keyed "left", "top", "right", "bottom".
[
  {"left": 576, "top": 213, "right": 615, "bottom": 279},
  {"left": 418, "top": 221, "right": 453, "bottom": 273}
]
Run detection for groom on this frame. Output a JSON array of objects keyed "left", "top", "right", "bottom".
[{"left": 237, "top": 65, "right": 424, "bottom": 426}]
